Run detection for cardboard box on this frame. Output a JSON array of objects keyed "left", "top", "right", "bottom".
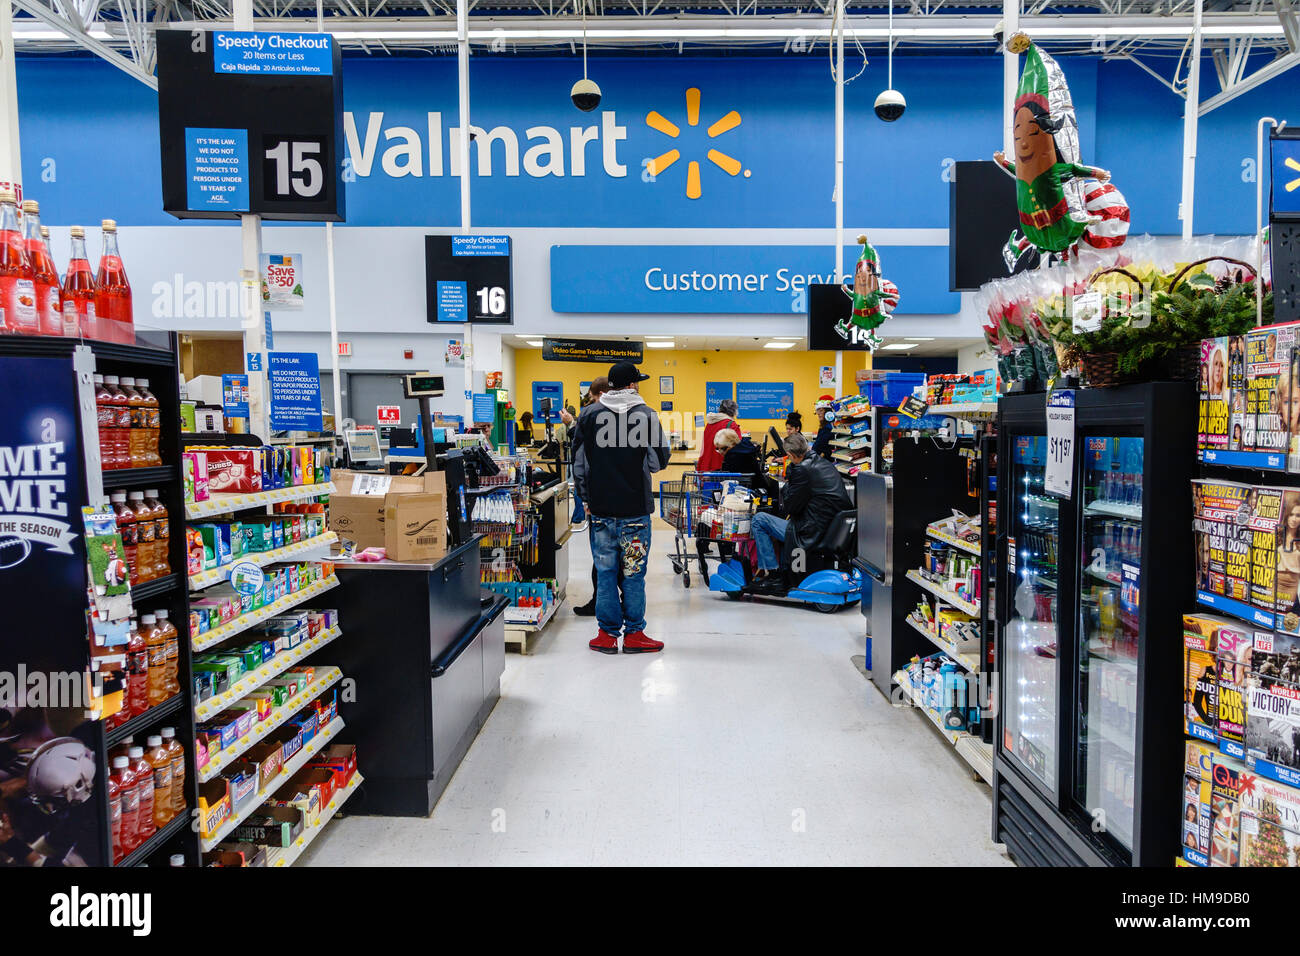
[
  {"left": 234, "top": 805, "right": 304, "bottom": 848},
  {"left": 307, "top": 743, "right": 357, "bottom": 789},
  {"left": 385, "top": 495, "right": 446, "bottom": 561},
  {"left": 329, "top": 470, "right": 446, "bottom": 554},
  {"left": 205, "top": 843, "right": 268, "bottom": 867},
  {"left": 198, "top": 778, "right": 232, "bottom": 837}
]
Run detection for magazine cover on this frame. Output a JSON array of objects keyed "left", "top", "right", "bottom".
[
  {"left": 1244, "top": 634, "right": 1300, "bottom": 770},
  {"left": 1183, "top": 614, "right": 1219, "bottom": 737},
  {"left": 1200, "top": 337, "right": 1229, "bottom": 451},
  {"left": 1192, "top": 480, "right": 1252, "bottom": 602},
  {"left": 1238, "top": 772, "right": 1300, "bottom": 866},
  {"left": 1216, "top": 622, "right": 1254, "bottom": 745},
  {"left": 1210, "top": 755, "right": 1245, "bottom": 867},
  {"left": 1251, "top": 486, "right": 1283, "bottom": 617},
  {"left": 1246, "top": 324, "right": 1296, "bottom": 456},
  {"left": 1182, "top": 740, "right": 1216, "bottom": 865},
  {"left": 1228, "top": 335, "right": 1249, "bottom": 450}
]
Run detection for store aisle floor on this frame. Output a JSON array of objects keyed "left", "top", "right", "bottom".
[{"left": 302, "top": 517, "right": 1012, "bottom": 866}]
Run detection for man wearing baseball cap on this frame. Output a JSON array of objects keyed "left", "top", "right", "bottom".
[
  {"left": 812, "top": 396, "right": 835, "bottom": 460},
  {"left": 572, "top": 361, "right": 671, "bottom": 654}
]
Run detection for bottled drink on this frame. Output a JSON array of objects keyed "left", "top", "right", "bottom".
[
  {"left": 21, "top": 200, "right": 61, "bottom": 335},
  {"left": 111, "top": 755, "right": 140, "bottom": 854},
  {"left": 111, "top": 736, "right": 134, "bottom": 763},
  {"left": 128, "top": 491, "right": 155, "bottom": 582},
  {"left": 161, "top": 727, "right": 186, "bottom": 817},
  {"left": 135, "top": 379, "right": 161, "bottom": 466},
  {"left": 0, "top": 190, "right": 36, "bottom": 334},
  {"left": 102, "top": 375, "right": 130, "bottom": 467},
  {"left": 62, "top": 225, "right": 97, "bottom": 338},
  {"left": 145, "top": 490, "right": 169, "bottom": 578},
  {"left": 110, "top": 491, "right": 138, "bottom": 582},
  {"left": 108, "top": 771, "right": 122, "bottom": 863},
  {"left": 121, "top": 377, "right": 145, "bottom": 468},
  {"left": 126, "top": 617, "right": 148, "bottom": 717},
  {"left": 96, "top": 219, "right": 133, "bottom": 345},
  {"left": 143, "top": 613, "right": 167, "bottom": 706},
  {"left": 128, "top": 746, "right": 155, "bottom": 843},
  {"left": 169, "top": 854, "right": 185, "bottom": 867},
  {"left": 94, "top": 374, "right": 121, "bottom": 469},
  {"left": 155, "top": 609, "right": 179, "bottom": 696},
  {"left": 146, "top": 734, "right": 173, "bottom": 829}
]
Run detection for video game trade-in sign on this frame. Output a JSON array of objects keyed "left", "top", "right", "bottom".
[{"left": 157, "top": 28, "right": 345, "bottom": 221}]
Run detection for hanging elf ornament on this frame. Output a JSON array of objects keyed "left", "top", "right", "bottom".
[
  {"left": 835, "top": 235, "right": 900, "bottom": 350},
  {"left": 993, "top": 33, "right": 1130, "bottom": 269}
]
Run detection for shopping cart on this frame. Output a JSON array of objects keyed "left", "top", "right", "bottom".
[{"left": 658, "top": 472, "right": 758, "bottom": 588}]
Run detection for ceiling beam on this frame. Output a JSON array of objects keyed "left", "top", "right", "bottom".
[
  {"left": 1199, "top": 47, "right": 1300, "bottom": 112},
  {"left": 12, "top": 0, "right": 157, "bottom": 87}
]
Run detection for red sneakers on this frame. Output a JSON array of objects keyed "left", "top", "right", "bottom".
[
  {"left": 622, "top": 631, "right": 664, "bottom": 654},
  {"left": 589, "top": 630, "right": 619, "bottom": 654}
]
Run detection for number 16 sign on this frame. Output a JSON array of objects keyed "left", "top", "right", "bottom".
[{"left": 1045, "top": 389, "right": 1076, "bottom": 499}]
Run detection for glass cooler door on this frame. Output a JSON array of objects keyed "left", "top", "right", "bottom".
[
  {"left": 1003, "top": 435, "right": 1060, "bottom": 794},
  {"left": 1075, "top": 435, "right": 1143, "bottom": 854}
]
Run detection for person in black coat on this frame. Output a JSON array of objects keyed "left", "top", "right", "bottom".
[{"left": 714, "top": 428, "right": 763, "bottom": 482}]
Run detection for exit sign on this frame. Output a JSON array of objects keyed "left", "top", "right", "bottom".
[
  {"left": 338, "top": 341, "right": 352, "bottom": 357},
  {"left": 376, "top": 405, "right": 401, "bottom": 424}
]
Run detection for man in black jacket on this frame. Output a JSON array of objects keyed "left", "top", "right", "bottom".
[
  {"left": 573, "top": 362, "right": 671, "bottom": 654},
  {"left": 749, "top": 431, "right": 852, "bottom": 595}
]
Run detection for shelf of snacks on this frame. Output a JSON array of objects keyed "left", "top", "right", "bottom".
[
  {"left": 269, "top": 770, "right": 364, "bottom": 867},
  {"left": 830, "top": 435, "right": 871, "bottom": 450},
  {"left": 905, "top": 569, "right": 980, "bottom": 617},
  {"left": 197, "top": 666, "right": 342, "bottom": 782},
  {"left": 195, "top": 626, "right": 342, "bottom": 721},
  {"left": 832, "top": 448, "right": 870, "bottom": 464},
  {"left": 925, "top": 522, "right": 981, "bottom": 556},
  {"left": 188, "top": 532, "right": 337, "bottom": 591},
  {"left": 186, "top": 481, "right": 335, "bottom": 521},
  {"left": 192, "top": 574, "right": 340, "bottom": 652},
  {"left": 199, "top": 715, "right": 345, "bottom": 852},
  {"left": 929, "top": 402, "right": 998, "bottom": 423},
  {"left": 905, "top": 615, "right": 981, "bottom": 673}
]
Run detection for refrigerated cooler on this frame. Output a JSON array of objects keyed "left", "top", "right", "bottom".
[{"left": 994, "top": 383, "right": 1196, "bottom": 866}]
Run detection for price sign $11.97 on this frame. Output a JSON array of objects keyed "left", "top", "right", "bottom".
[{"left": 1044, "top": 389, "right": 1076, "bottom": 499}]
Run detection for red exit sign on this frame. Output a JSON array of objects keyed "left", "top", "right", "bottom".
[
  {"left": 338, "top": 341, "right": 352, "bottom": 357},
  {"left": 376, "top": 405, "right": 401, "bottom": 424}
]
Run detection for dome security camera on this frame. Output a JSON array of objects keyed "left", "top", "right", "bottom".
[
  {"left": 874, "top": 89, "right": 907, "bottom": 122},
  {"left": 571, "top": 78, "right": 601, "bottom": 112}
]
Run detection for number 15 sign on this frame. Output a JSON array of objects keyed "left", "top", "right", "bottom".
[{"left": 1045, "top": 389, "right": 1076, "bottom": 499}]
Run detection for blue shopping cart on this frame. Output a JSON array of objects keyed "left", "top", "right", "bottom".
[{"left": 658, "top": 472, "right": 756, "bottom": 588}]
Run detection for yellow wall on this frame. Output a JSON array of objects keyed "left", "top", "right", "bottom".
[{"left": 514, "top": 348, "right": 871, "bottom": 446}]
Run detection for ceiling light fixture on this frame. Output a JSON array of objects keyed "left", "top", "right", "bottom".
[
  {"left": 880, "top": 342, "right": 918, "bottom": 350},
  {"left": 764, "top": 341, "right": 797, "bottom": 349},
  {"left": 524, "top": 339, "right": 544, "bottom": 347},
  {"left": 646, "top": 340, "right": 676, "bottom": 348}
]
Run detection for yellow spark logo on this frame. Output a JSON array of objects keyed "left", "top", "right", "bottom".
[
  {"left": 1287, "top": 156, "right": 1300, "bottom": 192},
  {"left": 645, "top": 87, "right": 749, "bottom": 200}
]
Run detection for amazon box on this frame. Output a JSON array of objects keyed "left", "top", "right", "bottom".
[{"left": 329, "top": 470, "right": 446, "bottom": 556}]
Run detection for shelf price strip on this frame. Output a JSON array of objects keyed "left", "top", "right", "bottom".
[{"left": 185, "top": 482, "right": 336, "bottom": 520}]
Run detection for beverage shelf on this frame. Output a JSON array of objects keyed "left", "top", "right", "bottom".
[
  {"left": 929, "top": 401, "right": 998, "bottom": 423},
  {"left": 269, "top": 771, "right": 364, "bottom": 867},
  {"left": 106, "top": 693, "right": 185, "bottom": 747},
  {"left": 116, "top": 810, "right": 191, "bottom": 868},
  {"left": 0, "top": 334, "right": 176, "bottom": 367},
  {"left": 904, "top": 615, "right": 981, "bottom": 672},
  {"left": 925, "top": 522, "right": 981, "bottom": 555},
  {"left": 188, "top": 532, "right": 337, "bottom": 592},
  {"left": 192, "top": 575, "right": 339, "bottom": 653},
  {"left": 103, "top": 466, "right": 176, "bottom": 489},
  {"left": 200, "top": 716, "right": 344, "bottom": 852},
  {"left": 905, "top": 568, "right": 980, "bottom": 616},
  {"left": 195, "top": 626, "right": 342, "bottom": 720},
  {"left": 1083, "top": 500, "right": 1143, "bottom": 521},
  {"left": 197, "top": 666, "right": 342, "bottom": 783},
  {"left": 185, "top": 482, "right": 336, "bottom": 521},
  {"left": 133, "top": 573, "right": 182, "bottom": 602}
]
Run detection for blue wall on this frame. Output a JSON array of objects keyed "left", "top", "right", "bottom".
[{"left": 13, "top": 52, "right": 1298, "bottom": 232}]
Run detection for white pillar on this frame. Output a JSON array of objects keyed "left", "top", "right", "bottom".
[
  {"left": 234, "top": 0, "right": 269, "bottom": 438},
  {"left": 0, "top": 0, "right": 22, "bottom": 197},
  {"left": 1003, "top": 0, "right": 1019, "bottom": 157},
  {"left": 319, "top": 0, "right": 343, "bottom": 433},
  {"left": 833, "top": 0, "right": 845, "bottom": 283},
  {"left": 457, "top": 0, "right": 475, "bottom": 424},
  {"left": 1180, "top": 0, "right": 1203, "bottom": 241}
]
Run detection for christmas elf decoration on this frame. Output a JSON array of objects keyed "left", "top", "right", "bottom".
[
  {"left": 993, "top": 33, "right": 1130, "bottom": 269},
  {"left": 835, "top": 235, "right": 900, "bottom": 350}
]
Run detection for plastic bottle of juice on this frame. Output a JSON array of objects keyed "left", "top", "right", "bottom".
[
  {"left": 108, "top": 771, "right": 122, "bottom": 863},
  {"left": 145, "top": 490, "right": 169, "bottom": 578},
  {"left": 111, "top": 755, "right": 140, "bottom": 855},
  {"left": 126, "top": 616, "right": 148, "bottom": 717},
  {"left": 94, "top": 374, "right": 120, "bottom": 469},
  {"left": 135, "top": 379, "right": 161, "bottom": 466},
  {"left": 42, "top": 225, "right": 75, "bottom": 336},
  {"left": 21, "top": 200, "right": 60, "bottom": 336},
  {"left": 155, "top": 608, "right": 179, "bottom": 696},
  {"left": 111, "top": 736, "right": 134, "bottom": 763},
  {"left": 110, "top": 491, "right": 138, "bottom": 582},
  {"left": 143, "top": 613, "right": 167, "bottom": 706},
  {"left": 160, "top": 727, "right": 186, "bottom": 817},
  {"left": 128, "top": 491, "right": 155, "bottom": 582},
  {"left": 120, "top": 377, "right": 145, "bottom": 468},
  {"left": 128, "top": 745, "right": 155, "bottom": 843},
  {"left": 102, "top": 375, "right": 130, "bottom": 468},
  {"left": 146, "top": 734, "right": 173, "bottom": 829},
  {"left": 0, "top": 190, "right": 36, "bottom": 334},
  {"left": 96, "top": 219, "right": 133, "bottom": 345},
  {"left": 62, "top": 226, "right": 97, "bottom": 338}
]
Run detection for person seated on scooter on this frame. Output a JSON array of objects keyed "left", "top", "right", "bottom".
[
  {"left": 749, "top": 432, "right": 852, "bottom": 595},
  {"left": 715, "top": 428, "right": 763, "bottom": 483}
]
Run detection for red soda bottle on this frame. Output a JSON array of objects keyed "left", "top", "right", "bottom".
[
  {"left": 62, "top": 226, "right": 97, "bottom": 338},
  {"left": 94, "top": 374, "right": 119, "bottom": 469},
  {"left": 108, "top": 771, "right": 122, "bottom": 863},
  {"left": 96, "top": 219, "right": 133, "bottom": 345},
  {"left": 21, "top": 200, "right": 61, "bottom": 335},
  {"left": 128, "top": 746, "right": 155, "bottom": 843},
  {"left": 111, "top": 755, "right": 140, "bottom": 854},
  {"left": 0, "top": 190, "right": 37, "bottom": 334}
]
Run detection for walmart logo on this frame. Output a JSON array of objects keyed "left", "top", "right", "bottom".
[
  {"left": 645, "top": 87, "right": 749, "bottom": 199},
  {"left": 1287, "top": 156, "right": 1300, "bottom": 192}
]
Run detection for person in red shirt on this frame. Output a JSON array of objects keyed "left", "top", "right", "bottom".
[{"left": 697, "top": 399, "right": 739, "bottom": 472}]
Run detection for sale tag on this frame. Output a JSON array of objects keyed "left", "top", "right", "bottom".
[
  {"left": 376, "top": 405, "right": 401, "bottom": 425},
  {"left": 1045, "top": 389, "right": 1076, "bottom": 498}
]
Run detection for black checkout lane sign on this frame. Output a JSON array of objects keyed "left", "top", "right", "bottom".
[
  {"left": 425, "top": 235, "right": 514, "bottom": 325},
  {"left": 157, "top": 29, "right": 345, "bottom": 221}
]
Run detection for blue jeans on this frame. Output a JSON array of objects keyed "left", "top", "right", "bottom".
[
  {"left": 571, "top": 494, "right": 586, "bottom": 523},
  {"left": 752, "top": 511, "right": 788, "bottom": 571},
  {"left": 590, "top": 515, "right": 651, "bottom": 635}
]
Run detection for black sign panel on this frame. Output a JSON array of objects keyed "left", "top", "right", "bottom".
[
  {"left": 949, "top": 160, "right": 1025, "bottom": 290},
  {"left": 425, "top": 235, "right": 514, "bottom": 325},
  {"left": 157, "top": 28, "right": 345, "bottom": 221},
  {"left": 807, "top": 283, "right": 876, "bottom": 351},
  {"left": 542, "top": 337, "right": 644, "bottom": 364}
]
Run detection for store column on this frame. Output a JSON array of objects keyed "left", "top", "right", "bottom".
[{"left": 234, "top": 0, "right": 269, "bottom": 439}]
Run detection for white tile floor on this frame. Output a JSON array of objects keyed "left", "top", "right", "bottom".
[{"left": 301, "top": 516, "right": 1013, "bottom": 866}]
